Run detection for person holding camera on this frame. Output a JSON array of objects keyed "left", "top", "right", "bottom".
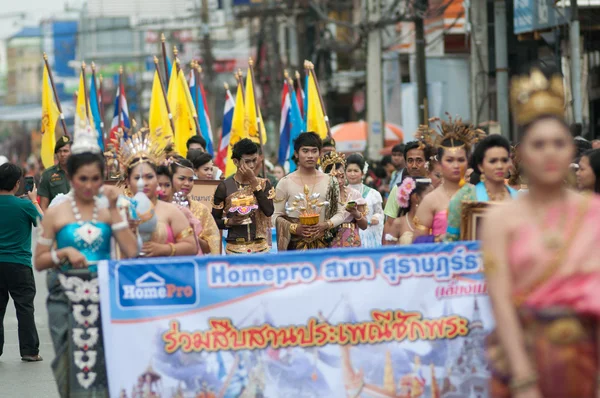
[{"left": 0, "top": 162, "right": 43, "bottom": 362}]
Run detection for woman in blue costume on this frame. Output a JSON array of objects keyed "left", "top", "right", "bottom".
[
  {"left": 34, "top": 125, "right": 138, "bottom": 398},
  {"left": 446, "top": 134, "right": 518, "bottom": 241}
]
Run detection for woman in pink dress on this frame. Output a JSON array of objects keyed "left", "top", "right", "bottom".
[
  {"left": 483, "top": 67, "right": 600, "bottom": 397},
  {"left": 412, "top": 117, "right": 484, "bottom": 242}
]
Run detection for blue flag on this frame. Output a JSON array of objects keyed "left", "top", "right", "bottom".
[
  {"left": 288, "top": 84, "right": 305, "bottom": 173},
  {"left": 89, "top": 74, "right": 104, "bottom": 151}
]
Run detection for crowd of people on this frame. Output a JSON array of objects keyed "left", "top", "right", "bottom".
[{"left": 0, "top": 65, "right": 599, "bottom": 397}]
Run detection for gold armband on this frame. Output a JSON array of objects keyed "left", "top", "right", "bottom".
[
  {"left": 290, "top": 223, "right": 299, "bottom": 235},
  {"left": 267, "top": 187, "right": 276, "bottom": 200},
  {"left": 355, "top": 213, "right": 363, "bottom": 221},
  {"left": 327, "top": 220, "right": 334, "bottom": 229},
  {"left": 176, "top": 227, "right": 194, "bottom": 242},
  {"left": 412, "top": 216, "right": 430, "bottom": 232},
  {"left": 212, "top": 201, "right": 224, "bottom": 210},
  {"left": 509, "top": 374, "right": 538, "bottom": 393},
  {"left": 168, "top": 243, "right": 176, "bottom": 257}
]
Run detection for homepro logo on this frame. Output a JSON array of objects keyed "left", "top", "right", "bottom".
[{"left": 117, "top": 261, "right": 198, "bottom": 309}]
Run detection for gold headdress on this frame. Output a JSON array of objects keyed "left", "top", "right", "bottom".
[
  {"left": 510, "top": 68, "right": 565, "bottom": 126},
  {"left": 108, "top": 120, "right": 169, "bottom": 180},
  {"left": 321, "top": 150, "right": 346, "bottom": 173},
  {"left": 415, "top": 114, "right": 485, "bottom": 154}
]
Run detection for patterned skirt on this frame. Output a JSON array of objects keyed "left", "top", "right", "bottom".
[
  {"left": 487, "top": 307, "right": 598, "bottom": 397},
  {"left": 47, "top": 269, "right": 108, "bottom": 398},
  {"left": 331, "top": 223, "right": 361, "bottom": 248}
]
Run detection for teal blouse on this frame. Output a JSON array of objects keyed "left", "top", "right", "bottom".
[{"left": 55, "top": 222, "right": 112, "bottom": 272}]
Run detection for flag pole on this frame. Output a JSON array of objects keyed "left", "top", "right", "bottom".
[
  {"left": 91, "top": 62, "right": 105, "bottom": 148},
  {"left": 81, "top": 62, "right": 92, "bottom": 123},
  {"left": 161, "top": 33, "right": 169, "bottom": 88},
  {"left": 153, "top": 56, "right": 176, "bottom": 133},
  {"left": 117, "top": 66, "right": 123, "bottom": 130},
  {"left": 194, "top": 62, "right": 203, "bottom": 138},
  {"left": 98, "top": 73, "right": 106, "bottom": 141},
  {"left": 43, "top": 53, "right": 70, "bottom": 138},
  {"left": 236, "top": 69, "right": 245, "bottom": 101},
  {"left": 248, "top": 58, "right": 266, "bottom": 178},
  {"left": 306, "top": 61, "right": 331, "bottom": 137}
]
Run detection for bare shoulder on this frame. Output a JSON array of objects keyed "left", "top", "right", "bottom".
[{"left": 485, "top": 196, "right": 527, "bottom": 232}]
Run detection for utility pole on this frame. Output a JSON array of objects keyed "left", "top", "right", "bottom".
[
  {"left": 493, "top": 0, "right": 510, "bottom": 140},
  {"left": 200, "top": 0, "right": 217, "bottom": 140},
  {"left": 415, "top": 0, "right": 428, "bottom": 124},
  {"left": 570, "top": 0, "right": 582, "bottom": 124},
  {"left": 469, "top": 0, "right": 489, "bottom": 125},
  {"left": 366, "top": 0, "right": 384, "bottom": 161}
]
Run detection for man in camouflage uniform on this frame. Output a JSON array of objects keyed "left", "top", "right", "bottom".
[{"left": 38, "top": 136, "right": 71, "bottom": 211}]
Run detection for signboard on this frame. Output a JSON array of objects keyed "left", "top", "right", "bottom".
[
  {"left": 99, "top": 242, "right": 493, "bottom": 397},
  {"left": 513, "top": 0, "right": 570, "bottom": 35}
]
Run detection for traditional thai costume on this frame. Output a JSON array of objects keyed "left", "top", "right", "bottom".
[
  {"left": 445, "top": 182, "right": 518, "bottom": 241},
  {"left": 212, "top": 176, "right": 275, "bottom": 254},
  {"left": 330, "top": 187, "right": 363, "bottom": 248},
  {"left": 485, "top": 68, "right": 600, "bottom": 397},
  {"left": 348, "top": 183, "right": 384, "bottom": 248},
  {"left": 188, "top": 200, "right": 221, "bottom": 255}
]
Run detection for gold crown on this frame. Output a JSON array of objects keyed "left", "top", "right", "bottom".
[
  {"left": 510, "top": 68, "right": 565, "bottom": 126},
  {"left": 416, "top": 114, "right": 485, "bottom": 153},
  {"left": 321, "top": 150, "right": 346, "bottom": 172},
  {"left": 109, "top": 120, "right": 170, "bottom": 179}
]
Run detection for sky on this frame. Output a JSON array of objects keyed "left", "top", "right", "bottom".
[{"left": 0, "top": 0, "right": 80, "bottom": 39}]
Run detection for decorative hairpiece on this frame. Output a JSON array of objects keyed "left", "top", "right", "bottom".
[
  {"left": 71, "top": 118, "right": 101, "bottom": 155},
  {"left": 510, "top": 68, "right": 565, "bottom": 126},
  {"left": 416, "top": 114, "right": 485, "bottom": 154},
  {"left": 397, "top": 177, "right": 416, "bottom": 209},
  {"left": 321, "top": 151, "right": 346, "bottom": 173},
  {"left": 110, "top": 120, "right": 169, "bottom": 180}
]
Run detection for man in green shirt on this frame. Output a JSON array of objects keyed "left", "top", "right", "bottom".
[
  {"left": 0, "top": 163, "right": 43, "bottom": 361},
  {"left": 38, "top": 135, "right": 71, "bottom": 211}
]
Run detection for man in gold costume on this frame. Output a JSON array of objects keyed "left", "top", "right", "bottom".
[{"left": 212, "top": 139, "right": 274, "bottom": 254}]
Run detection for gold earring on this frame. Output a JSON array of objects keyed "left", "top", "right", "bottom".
[{"left": 480, "top": 174, "right": 485, "bottom": 182}]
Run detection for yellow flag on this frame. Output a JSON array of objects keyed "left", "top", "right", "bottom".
[
  {"left": 167, "top": 67, "right": 197, "bottom": 157},
  {"left": 40, "top": 65, "right": 61, "bottom": 168},
  {"left": 149, "top": 71, "right": 173, "bottom": 150},
  {"left": 75, "top": 71, "right": 93, "bottom": 128},
  {"left": 306, "top": 71, "right": 328, "bottom": 139},
  {"left": 225, "top": 82, "right": 246, "bottom": 177},
  {"left": 244, "top": 68, "right": 267, "bottom": 145}
]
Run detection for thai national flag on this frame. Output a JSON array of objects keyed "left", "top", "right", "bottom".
[
  {"left": 190, "top": 71, "right": 214, "bottom": 155},
  {"left": 278, "top": 82, "right": 291, "bottom": 166},
  {"left": 216, "top": 88, "right": 234, "bottom": 171},
  {"left": 109, "top": 81, "right": 130, "bottom": 144}
]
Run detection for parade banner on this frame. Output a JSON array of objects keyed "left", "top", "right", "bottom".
[{"left": 98, "top": 242, "right": 493, "bottom": 398}]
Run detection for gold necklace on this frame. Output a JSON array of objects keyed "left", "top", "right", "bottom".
[
  {"left": 484, "top": 181, "right": 507, "bottom": 201},
  {"left": 531, "top": 198, "right": 568, "bottom": 250}
]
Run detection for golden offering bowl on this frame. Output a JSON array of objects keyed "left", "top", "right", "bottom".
[
  {"left": 299, "top": 214, "right": 320, "bottom": 226},
  {"left": 231, "top": 195, "right": 256, "bottom": 207}
]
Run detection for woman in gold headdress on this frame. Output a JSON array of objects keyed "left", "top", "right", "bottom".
[
  {"left": 483, "top": 67, "right": 600, "bottom": 397},
  {"left": 114, "top": 127, "right": 197, "bottom": 257},
  {"left": 412, "top": 117, "right": 484, "bottom": 242}
]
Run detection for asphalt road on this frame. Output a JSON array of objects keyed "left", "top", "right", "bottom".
[{"left": 0, "top": 234, "right": 59, "bottom": 398}]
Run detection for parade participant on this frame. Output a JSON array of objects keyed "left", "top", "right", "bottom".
[
  {"left": 483, "top": 67, "right": 600, "bottom": 397},
  {"left": 0, "top": 163, "right": 42, "bottom": 362},
  {"left": 34, "top": 123, "right": 138, "bottom": 397},
  {"left": 272, "top": 164, "right": 286, "bottom": 186},
  {"left": 168, "top": 156, "right": 220, "bottom": 255},
  {"left": 427, "top": 156, "right": 442, "bottom": 189},
  {"left": 323, "top": 151, "right": 368, "bottom": 248},
  {"left": 383, "top": 141, "right": 430, "bottom": 232},
  {"left": 446, "top": 134, "right": 518, "bottom": 241},
  {"left": 190, "top": 152, "right": 214, "bottom": 180},
  {"left": 345, "top": 153, "right": 384, "bottom": 248},
  {"left": 388, "top": 143, "right": 406, "bottom": 187},
  {"left": 38, "top": 135, "right": 71, "bottom": 211},
  {"left": 383, "top": 177, "right": 432, "bottom": 245},
  {"left": 212, "top": 139, "right": 275, "bottom": 254},
  {"left": 114, "top": 128, "right": 198, "bottom": 258},
  {"left": 186, "top": 135, "right": 207, "bottom": 153},
  {"left": 273, "top": 132, "right": 345, "bottom": 251},
  {"left": 577, "top": 148, "right": 600, "bottom": 194},
  {"left": 412, "top": 118, "right": 484, "bottom": 242},
  {"left": 321, "top": 136, "right": 336, "bottom": 159},
  {"left": 156, "top": 165, "right": 174, "bottom": 202}
]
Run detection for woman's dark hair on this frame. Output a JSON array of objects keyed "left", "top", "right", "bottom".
[
  {"left": 582, "top": 149, "right": 600, "bottom": 193},
  {"left": 346, "top": 153, "right": 365, "bottom": 172},
  {"left": 0, "top": 163, "right": 23, "bottom": 191},
  {"left": 127, "top": 158, "right": 158, "bottom": 178},
  {"left": 156, "top": 165, "right": 171, "bottom": 180},
  {"left": 294, "top": 132, "right": 322, "bottom": 152},
  {"left": 469, "top": 134, "right": 511, "bottom": 184},
  {"left": 169, "top": 156, "right": 194, "bottom": 175},
  {"left": 190, "top": 152, "right": 213, "bottom": 169},
  {"left": 232, "top": 138, "right": 258, "bottom": 160},
  {"left": 67, "top": 152, "right": 105, "bottom": 179},
  {"left": 398, "top": 178, "right": 431, "bottom": 217}
]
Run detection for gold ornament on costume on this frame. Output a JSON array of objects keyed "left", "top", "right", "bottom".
[
  {"left": 321, "top": 151, "right": 346, "bottom": 173},
  {"left": 286, "top": 185, "right": 329, "bottom": 225},
  {"left": 108, "top": 120, "right": 170, "bottom": 181},
  {"left": 416, "top": 114, "right": 485, "bottom": 154},
  {"left": 510, "top": 68, "right": 565, "bottom": 126}
]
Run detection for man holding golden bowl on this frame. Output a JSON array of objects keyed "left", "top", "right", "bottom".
[
  {"left": 212, "top": 139, "right": 275, "bottom": 254},
  {"left": 272, "top": 132, "right": 346, "bottom": 251}
]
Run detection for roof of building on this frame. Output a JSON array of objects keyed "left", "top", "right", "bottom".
[{"left": 11, "top": 27, "right": 41, "bottom": 40}]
